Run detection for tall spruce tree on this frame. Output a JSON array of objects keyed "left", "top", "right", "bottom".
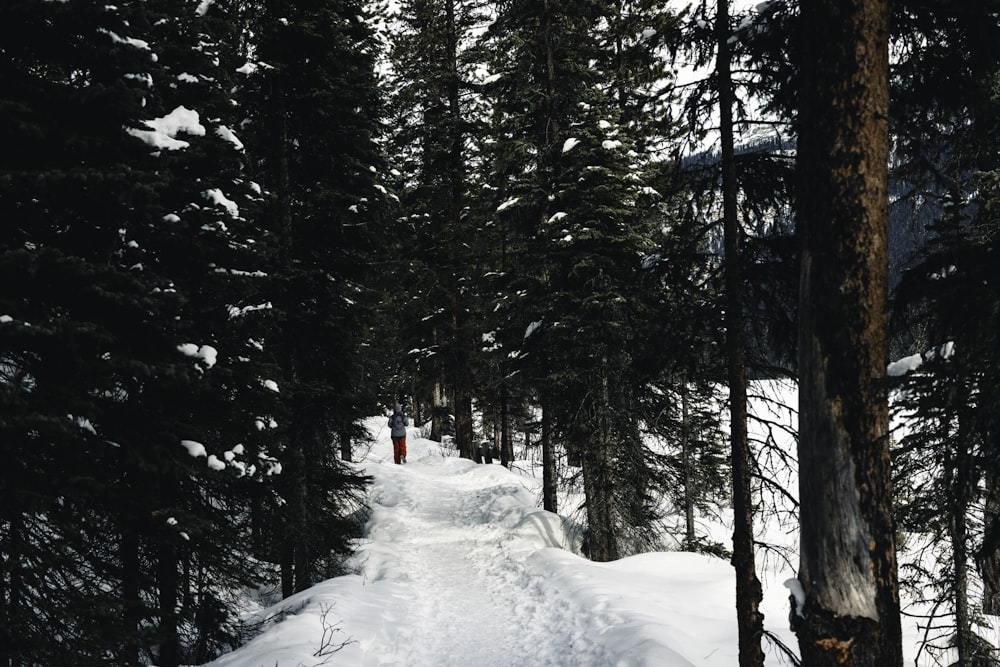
[
  {"left": 385, "top": 0, "right": 487, "bottom": 457},
  {"left": 0, "top": 0, "right": 277, "bottom": 663},
  {"left": 485, "top": 0, "right": 671, "bottom": 560},
  {"left": 239, "top": 0, "right": 388, "bottom": 597},
  {"left": 887, "top": 2, "right": 1000, "bottom": 661}
]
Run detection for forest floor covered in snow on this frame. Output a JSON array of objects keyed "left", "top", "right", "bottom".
[{"left": 200, "top": 407, "right": 943, "bottom": 666}]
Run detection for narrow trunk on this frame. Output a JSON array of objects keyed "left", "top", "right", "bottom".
[
  {"left": 454, "top": 316, "right": 475, "bottom": 460},
  {"left": 250, "top": 482, "right": 268, "bottom": 562},
  {"left": 412, "top": 379, "right": 422, "bottom": 426},
  {"left": 950, "top": 450, "right": 973, "bottom": 664},
  {"left": 3, "top": 513, "right": 24, "bottom": 667},
  {"left": 443, "top": 0, "right": 473, "bottom": 463},
  {"left": 681, "top": 382, "right": 696, "bottom": 548},
  {"left": 583, "top": 356, "right": 619, "bottom": 562},
  {"left": 500, "top": 391, "right": 512, "bottom": 467},
  {"left": 280, "top": 541, "right": 294, "bottom": 599},
  {"left": 444, "top": 0, "right": 461, "bottom": 202},
  {"left": 272, "top": 63, "right": 302, "bottom": 602},
  {"left": 157, "top": 547, "right": 179, "bottom": 667},
  {"left": 794, "top": 0, "right": 900, "bottom": 663},
  {"left": 181, "top": 549, "right": 192, "bottom": 610},
  {"left": 193, "top": 566, "right": 212, "bottom": 663},
  {"left": 716, "top": 0, "right": 764, "bottom": 662},
  {"left": 339, "top": 428, "right": 352, "bottom": 463},
  {"left": 290, "top": 425, "right": 312, "bottom": 593},
  {"left": 456, "top": 384, "right": 474, "bottom": 460},
  {"left": 431, "top": 377, "right": 443, "bottom": 442},
  {"left": 120, "top": 494, "right": 142, "bottom": 664},
  {"left": 0, "top": 519, "right": 8, "bottom": 667},
  {"left": 950, "top": 398, "right": 975, "bottom": 663},
  {"left": 541, "top": 0, "right": 561, "bottom": 194},
  {"left": 157, "top": 477, "right": 180, "bottom": 667},
  {"left": 542, "top": 402, "right": 557, "bottom": 513}
]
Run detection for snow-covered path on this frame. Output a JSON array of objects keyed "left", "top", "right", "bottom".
[
  {"left": 203, "top": 421, "right": 793, "bottom": 666},
  {"left": 346, "top": 430, "right": 619, "bottom": 666}
]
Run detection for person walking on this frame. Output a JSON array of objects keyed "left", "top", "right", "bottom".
[{"left": 388, "top": 403, "right": 407, "bottom": 464}]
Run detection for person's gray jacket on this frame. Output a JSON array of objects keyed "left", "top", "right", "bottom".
[{"left": 388, "top": 409, "right": 407, "bottom": 438}]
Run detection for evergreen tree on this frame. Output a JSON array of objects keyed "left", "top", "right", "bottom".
[
  {"left": 639, "top": 191, "right": 730, "bottom": 556},
  {"left": 0, "top": 0, "right": 276, "bottom": 663},
  {"left": 674, "top": 0, "right": 799, "bottom": 376},
  {"left": 484, "top": 0, "right": 674, "bottom": 560},
  {"left": 239, "top": 0, "right": 388, "bottom": 596},
  {"left": 384, "top": 0, "right": 488, "bottom": 456},
  {"left": 888, "top": 3, "right": 1000, "bottom": 661}
]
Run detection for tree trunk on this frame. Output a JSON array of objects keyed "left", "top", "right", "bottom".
[
  {"left": 412, "top": 378, "right": 422, "bottom": 427},
  {"left": 157, "top": 547, "right": 179, "bottom": 667},
  {"left": 716, "top": 0, "right": 764, "bottom": 662},
  {"left": 280, "top": 540, "right": 294, "bottom": 599},
  {"left": 681, "top": 381, "right": 696, "bottom": 549},
  {"left": 949, "top": 389, "right": 979, "bottom": 663},
  {"left": 456, "top": 382, "right": 474, "bottom": 460},
  {"left": 431, "top": 377, "right": 443, "bottom": 442},
  {"left": 542, "top": 402, "right": 557, "bottom": 513},
  {"left": 157, "top": 477, "right": 180, "bottom": 667},
  {"left": 291, "top": 426, "right": 313, "bottom": 594},
  {"left": 443, "top": 0, "right": 474, "bottom": 463},
  {"left": 794, "top": 0, "right": 901, "bottom": 663},
  {"left": 339, "top": 428, "right": 352, "bottom": 462},
  {"left": 500, "top": 391, "right": 513, "bottom": 467},
  {"left": 3, "top": 513, "right": 24, "bottom": 667},
  {"left": 583, "top": 356, "right": 619, "bottom": 562},
  {"left": 454, "top": 316, "right": 474, "bottom": 461},
  {"left": 270, "top": 62, "right": 300, "bottom": 603},
  {"left": 948, "top": 432, "right": 974, "bottom": 664}
]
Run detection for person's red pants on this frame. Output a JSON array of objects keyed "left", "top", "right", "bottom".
[{"left": 392, "top": 436, "right": 407, "bottom": 464}]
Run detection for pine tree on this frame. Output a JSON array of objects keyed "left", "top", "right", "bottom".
[
  {"left": 887, "top": 3, "right": 1000, "bottom": 661},
  {"left": 483, "top": 0, "right": 673, "bottom": 560},
  {"left": 0, "top": 0, "right": 278, "bottom": 663},
  {"left": 239, "top": 0, "right": 388, "bottom": 596},
  {"left": 384, "top": 0, "right": 490, "bottom": 457}
]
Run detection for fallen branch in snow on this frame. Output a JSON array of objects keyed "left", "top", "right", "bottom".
[{"left": 310, "top": 603, "right": 354, "bottom": 665}]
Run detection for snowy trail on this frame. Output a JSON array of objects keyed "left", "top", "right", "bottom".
[
  {"left": 355, "top": 435, "right": 616, "bottom": 666},
  {"left": 203, "top": 420, "right": 782, "bottom": 666}
]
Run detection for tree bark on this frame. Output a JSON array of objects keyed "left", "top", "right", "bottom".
[
  {"left": 716, "top": 0, "right": 764, "bottom": 662},
  {"left": 339, "top": 428, "right": 352, "bottom": 463},
  {"left": 270, "top": 58, "right": 303, "bottom": 602},
  {"left": 454, "top": 315, "right": 475, "bottom": 460},
  {"left": 794, "top": 0, "right": 901, "bottom": 664},
  {"left": 3, "top": 513, "right": 24, "bottom": 666},
  {"left": 431, "top": 376, "right": 443, "bottom": 442},
  {"left": 280, "top": 541, "right": 294, "bottom": 599},
  {"left": 290, "top": 425, "right": 313, "bottom": 594},
  {"left": 157, "top": 476, "right": 180, "bottom": 667},
  {"left": 946, "top": 420, "right": 974, "bottom": 665},
  {"left": 500, "top": 391, "right": 512, "bottom": 467},
  {"left": 583, "top": 355, "right": 619, "bottom": 562},
  {"left": 542, "top": 402, "right": 557, "bottom": 513},
  {"left": 681, "top": 381, "right": 696, "bottom": 548}
]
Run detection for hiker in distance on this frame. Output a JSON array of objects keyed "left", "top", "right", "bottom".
[{"left": 388, "top": 403, "right": 407, "bottom": 464}]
